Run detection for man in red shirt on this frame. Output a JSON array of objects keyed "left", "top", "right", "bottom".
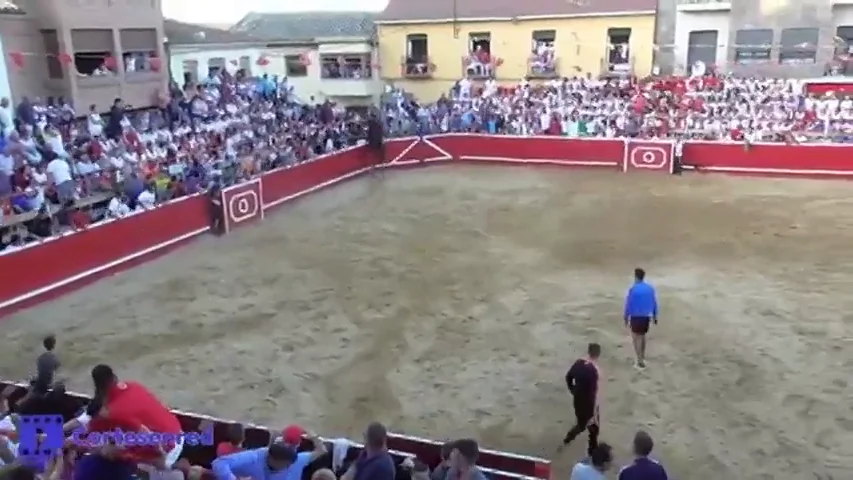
[{"left": 74, "top": 364, "right": 184, "bottom": 480}]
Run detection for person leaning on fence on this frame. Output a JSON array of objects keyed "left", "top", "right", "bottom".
[
  {"left": 340, "top": 422, "right": 396, "bottom": 480},
  {"left": 207, "top": 180, "right": 224, "bottom": 235}
]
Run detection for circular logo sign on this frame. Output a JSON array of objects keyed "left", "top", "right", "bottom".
[
  {"left": 226, "top": 189, "right": 259, "bottom": 223},
  {"left": 629, "top": 146, "right": 668, "bottom": 170}
]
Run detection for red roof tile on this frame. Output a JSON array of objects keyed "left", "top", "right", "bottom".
[{"left": 378, "top": 0, "right": 657, "bottom": 22}]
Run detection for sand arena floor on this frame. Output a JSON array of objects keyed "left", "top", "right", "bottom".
[{"left": 0, "top": 166, "right": 852, "bottom": 479}]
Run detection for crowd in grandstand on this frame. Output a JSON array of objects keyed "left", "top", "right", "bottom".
[
  {"left": 0, "top": 56, "right": 851, "bottom": 248},
  {"left": 386, "top": 72, "right": 852, "bottom": 142},
  {"left": 0, "top": 69, "right": 368, "bottom": 250},
  {"left": 1, "top": 67, "right": 852, "bottom": 249}
]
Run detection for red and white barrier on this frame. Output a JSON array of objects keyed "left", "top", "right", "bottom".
[
  {"left": 221, "top": 179, "right": 264, "bottom": 234},
  {"left": 3, "top": 135, "right": 853, "bottom": 317},
  {"left": 623, "top": 140, "right": 674, "bottom": 174}
]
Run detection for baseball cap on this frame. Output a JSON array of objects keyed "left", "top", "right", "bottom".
[{"left": 281, "top": 424, "right": 305, "bottom": 445}]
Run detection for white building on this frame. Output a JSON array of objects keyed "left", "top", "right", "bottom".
[
  {"left": 674, "top": 0, "right": 853, "bottom": 77},
  {"left": 165, "top": 12, "right": 380, "bottom": 105}
]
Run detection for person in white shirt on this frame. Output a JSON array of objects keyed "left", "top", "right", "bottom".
[
  {"left": 87, "top": 105, "right": 104, "bottom": 137},
  {"left": 0, "top": 415, "right": 18, "bottom": 465},
  {"left": 569, "top": 443, "right": 613, "bottom": 480},
  {"left": 136, "top": 184, "right": 156, "bottom": 210},
  {"left": 46, "top": 156, "right": 76, "bottom": 203},
  {"left": 0, "top": 98, "right": 11, "bottom": 138},
  {"left": 107, "top": 194, "right": 131, "bottom": 218},
  {"left": 43, "top": 126, "right": 67, "bottom": 158}
]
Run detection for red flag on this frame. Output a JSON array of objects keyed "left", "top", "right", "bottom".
[
  {"left": 256, "top": 56, "right": 269, "bottom": 66},
  {"left": 9, "top": 52, "right": 24, "bottom": 69},
  {"left": 149, "top": 56, "right": 161, "bottom": 71},
  {"left": 103, "top": 55, "right": 117, "bottom": 70},
  {"left": 57, "top": 53, "right": 72, "bottom": 65}
]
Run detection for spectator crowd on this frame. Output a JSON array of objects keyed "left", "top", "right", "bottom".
[
  {"left": 383, "top": 72, "right": 853, "bottom": 145},
  {"left": 0, "top": 63, "right": 851, "bottom": 247},
  {"left": 3, "top": 67, "right": 853, "bottom": 251},
  {"left": 0, "top": 69, "right": 369, "bottom": 252}
]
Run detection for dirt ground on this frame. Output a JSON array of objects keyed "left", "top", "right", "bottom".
[{"left": 0, "top": 166, "right": 852, "bottom": 479}]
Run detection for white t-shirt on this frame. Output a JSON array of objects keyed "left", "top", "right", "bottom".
[
  {"left": 0, "top": 416, "right": 18, "bottom": 464},
  {"left": 88, "top": 113, "right": 104, "bottom": 137},
  {"left": 108, "top": 197, "right": 131, "bottom": 217},
  {"left": 46, "top": 158, "right": 72, "bottom": 184},
  {"left": 45, "top": 134, "right": 65, "bottom": 155},
  {"left": 136, "top": 189, "right": 156, "bottom": 209}
]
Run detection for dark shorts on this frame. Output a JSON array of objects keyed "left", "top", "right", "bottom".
[{"left": 629, "top": 316, "right": 651, "bottom": 335}]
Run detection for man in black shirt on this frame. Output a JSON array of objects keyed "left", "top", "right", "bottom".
[{"left": 561, "top": 342, "right": 601, "bottom": 455}]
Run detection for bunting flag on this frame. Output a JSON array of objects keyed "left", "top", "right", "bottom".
[
  {"left": 103, "top": 55, "right": 117, "bottom": 70},
  {"left": 9, "top": 52, "right": 24, "bottom": 69}
]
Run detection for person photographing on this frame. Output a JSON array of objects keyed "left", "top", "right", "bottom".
[
  {"left": 623, "top": 268, "right": 658, "bottom": 369},
  {"left": 560, "top": 343, "right": 601, "bottom": 455}
]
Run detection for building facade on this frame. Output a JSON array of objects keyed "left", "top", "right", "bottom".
[
  {"left": 227, "top": 12, "right": 380, "bottom": 105},
  {"left": 673, "top": 0, "right": 853, "bottom": 76},
  {"left": 376, "top": 0, "right": 657, "bottom": 101},
  {"left": 0, "top": 0, "right": 166, "bottom": 111}
]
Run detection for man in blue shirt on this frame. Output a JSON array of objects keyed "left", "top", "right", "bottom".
[
  {"left": 618, "top": 431, "right": 668, "bottom": 480},
  {"left": 212, "top": 432, "right": 326, "bottom": 480},
  {"left": 623, "top": 268, "right": 658, "bottom": 368}
]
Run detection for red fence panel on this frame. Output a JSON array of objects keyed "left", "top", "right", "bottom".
[{"left": 0, "top": 195, "right": 210, "bottom": 316}]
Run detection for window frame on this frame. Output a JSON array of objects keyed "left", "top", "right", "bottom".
[
  {"left": 734, "top": 28, "right": 773, "bottom": 64},
  {"left": 778, "top": 27, "right": 818, "bottom": 65}
]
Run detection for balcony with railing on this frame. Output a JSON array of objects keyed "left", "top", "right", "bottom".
[
  {"left": 527, "top": 53, "right": 559, "bottom": 79},
  {"left": 677, "top": 0, "right": 731, "bottom": 11},
  {"left": 400, "top": 55, "right": 435, "bottom": 79},
  {"left": 462, "top": 49, "right": 502, "bottom": 80}
]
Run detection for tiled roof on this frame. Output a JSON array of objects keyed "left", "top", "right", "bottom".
[
  {"left": 231, "top": 12, "right": 376, "bottom": 41},
  {"left": 164, "top": 19, "right": 262, "bottom": 46},
  {"left": 377, "top": 0, "right": 657, "bottom": 22}
]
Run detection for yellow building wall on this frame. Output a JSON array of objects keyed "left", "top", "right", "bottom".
[{"left": 377, "top": 15, "right": 656, "bottom": 102}]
